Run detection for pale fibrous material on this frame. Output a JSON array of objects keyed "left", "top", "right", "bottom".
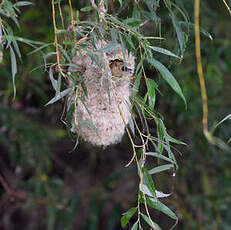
[{"left": 68, "top": 40, "right": 135, "bottom": 147}]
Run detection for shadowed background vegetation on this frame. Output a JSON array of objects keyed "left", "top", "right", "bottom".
[{"left": 0, "top": 0, "right": 231, "bottom": 229}]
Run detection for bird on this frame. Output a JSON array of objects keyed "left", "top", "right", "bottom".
[{"left": 109, "top": 59, "right": 133, "bottom": 78}]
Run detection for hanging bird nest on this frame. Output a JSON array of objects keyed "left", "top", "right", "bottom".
[{"left": 67, "top": 40, "right": 135, "bottom": 147}]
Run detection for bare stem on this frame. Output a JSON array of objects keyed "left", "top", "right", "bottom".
[
  {"left": 194, "top": 0, "right": 208, "bottom": 135},
  {"left": 51, "top": 0, "right": 65, "bottom": 77}
]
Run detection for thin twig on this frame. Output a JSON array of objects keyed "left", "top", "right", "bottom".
[
  {"left": 68, "top": 0, "right": 74, "bottom": 24},
  {"left": 51, "top": 0, "right": 65, "bottom": 77}
]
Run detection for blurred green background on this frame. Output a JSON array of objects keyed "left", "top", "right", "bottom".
[{"left": 0, "top": 0, "right": 231, "bottom": 229}]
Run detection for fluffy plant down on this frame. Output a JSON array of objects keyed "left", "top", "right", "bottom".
[{"left": 68, "top": 40, "right": 135, "bottom": 147}]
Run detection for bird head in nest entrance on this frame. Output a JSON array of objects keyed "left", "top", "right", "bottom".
[{"left": 109, "top": 59, "right": 133, "bottom": 78}]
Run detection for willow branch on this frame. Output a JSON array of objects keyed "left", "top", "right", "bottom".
[
  {"left": 194, "top": 0, "right": 208, "bottom": 135},
  {"left": 51, "top": 0, "right": 65, "bottom": 77}
]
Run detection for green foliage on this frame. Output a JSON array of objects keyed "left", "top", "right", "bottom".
[
  {"left": 121, "top": 207, "right": 137, "bottom": 228},
  {"left": 1, "top": 0, "right": 231, "bottom": 230},
  {"left": 0, "top": 0, "right": 35, "bottom": 97},
  {"left": 0, "top": 105, "right": 51, "bottom": 170}
]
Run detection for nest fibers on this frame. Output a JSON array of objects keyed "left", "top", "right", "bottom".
[{"left": 68, "top": 40, "right": 135, "bottom": 147}]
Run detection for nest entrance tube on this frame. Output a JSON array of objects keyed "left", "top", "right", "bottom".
[{"left": 68, "top": 40, "right": 135, "bottom": 147}]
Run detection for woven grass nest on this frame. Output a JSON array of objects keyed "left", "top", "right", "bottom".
[{"left": 68, "top": 40, "right": 135, "bottom": 147}]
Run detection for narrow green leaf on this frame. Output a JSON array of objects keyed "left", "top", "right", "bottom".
[
  {"left": 149, "top": 164, "right": 174, "bottom": 175},
  {"left": 156, "top": 118, "right": 165, "bottom": 153},
  {"left": 165, "top": 139, "right": 178, "bottom": 167},
  {"left": 156, "top": 190, "right": 171, "bottom": 198},
  {"left": 4, "top": 1, "right": 20, "bottom": 28},
  {"left": 123, "top": 34, "right": 135, "bottom": 53},
  {"left": 132, "top": 4, "right": 141, "bottom": 19},
  {"left": 49, "top": 67, "right": 58, "bottom": 91},
  {"left": 128, "top": 117, "right": 135, "bottom": 136},
  {"left": 149, "top": 46, "right": 180, "bottom": 59},
  {"left": 169, "top": 11, "right": 184, "bottom": 58},
  {"left": 140, "top": 184, "right": 157, "bottom": 199},
  {"left": 131, "top": 75, "right": 141, "bottom": 98},
  {"left": 180, "top": 22, "right": 213, "bottom": 40},
  {"left": 120, "top": 207, "right": 137, "bottom": 228},
  {"left": 131, "top": 221, "right": 138, "bottom": 230},
  {"left": 0, "top": 8, "right": 7, "bottom": 18},
  {"left": 44, "top": 52, "right": 56, "bottom": 59},
  {"left": 79, "top": 120, "right": 98, "bottom": 134},
  {"left": 12, "top": 39, "right": 21, "bottom": 60},
  {"left": 14, "top": 1, "right": 33, "bottom": 7},
  {"left": 28, "top": 43, "right": 53, "bottom": 55},
  {"left": 86, "top": 50, "right": 100, "bottom": 67},
  {"left": 81, "top": 81, "right": 88, "bottom": 98},
  {"left": 5, "top": 24, "right": 14, "bottom": 49},
  {"left": 145, "top": 152, "right": 174, "bottom": 163},
  {"left": 10, "top": 46, "right": 17, "bottom": 98},
  {"left": 79, "top": 98, "right": 91, "bottom": 117},
  {"left": 208, "top": 136, "right": 231, "bottom": 152},
  {"left": 63, "top": 40, "right": 75, "bottom": 46},
  {"left": 141, "top": 9, "right": 160, "bottom": 26},
  {"left": 99, "top": 43, "right": 120, "bottom": 53},
  {"left": 3, "top": 35, "right": 44, "bottom": 45},
  {"left": 142, "top": 168, "right": 156, "bottom": 199},
  {"left": 145, "top": 78, "right": 157, "bottom": 110},
  {"left": 45, "top": 88, "right": 72, "bottom": 106},
  {"left": 214, "top": 114, "right": 231, "bottom": 129},
  {"left": 80, "top": 6, "right": 93, "bottom": 12},
  {"left": 166, "top": 133, "right": 186, "bottom": 145},
  {"left": 107, "top": 15, "right": 124, "bottom": 27},
  {"left": 123, "top": 18, "right": 142, "bottom": 27},
  {"left": 146, "top": 197, "right": 178, "bottom": 220},
  {"left": 57, "top": 44, "right": 71, "bottom": 62},
  {"left": 147, "top": 58, "right": 186, "bottom": 105},
  {"left": 141, "top": 214, "right": 162, "bottom": 230},
  {"left": 135, "top": 57, "right": 144, "bottom": 76}
]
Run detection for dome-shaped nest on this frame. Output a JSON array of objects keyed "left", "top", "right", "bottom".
[{"left": 68, "top": 40, "right": 135, "bottom": 147}]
